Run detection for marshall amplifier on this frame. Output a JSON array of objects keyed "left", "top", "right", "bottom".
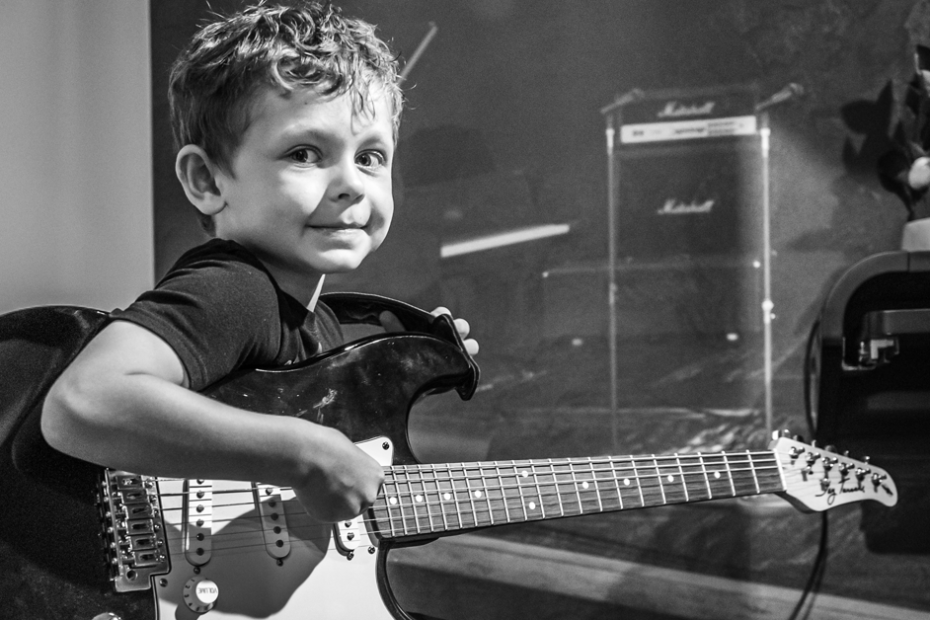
[{"left": 613, "top": 85, "right": 763, "bottom": 260}]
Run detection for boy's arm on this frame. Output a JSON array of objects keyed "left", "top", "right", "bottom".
[{"left": 40, "top": 320, "right": 384, "bottom": 523}]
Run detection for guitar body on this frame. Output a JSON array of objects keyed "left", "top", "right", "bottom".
[
  {"left": 0, "top": 307, "right": 153, "bottom": 620},
  {"left": 0, "top": 302, "right": 477, "bottom": 620},
  {"left": 0, "top": 301, "right": 896, "bottom": 619}
]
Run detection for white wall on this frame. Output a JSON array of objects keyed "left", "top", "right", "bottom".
[{"left": 0, "top": 0, "right": 153, "bottom": 314}]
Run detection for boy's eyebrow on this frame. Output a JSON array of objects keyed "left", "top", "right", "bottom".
[{"left": 277, "top": 123, "right": 394, "bottom": 148}]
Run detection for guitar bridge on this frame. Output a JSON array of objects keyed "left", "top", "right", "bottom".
[{"left": 99, "top": 469, "right": 170, "bottom": 592}]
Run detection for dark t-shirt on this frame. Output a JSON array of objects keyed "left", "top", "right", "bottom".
[{"left": 110, "top": 239, "right": 343, "bottom": 391}]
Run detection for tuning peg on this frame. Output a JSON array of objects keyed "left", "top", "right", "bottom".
[{"left": 825, "top": 445, "right": 837, "bottom": 453}]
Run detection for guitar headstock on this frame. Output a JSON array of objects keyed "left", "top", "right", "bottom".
[{"left": 769, "top": 432, "right": 898, "bottom": 512}]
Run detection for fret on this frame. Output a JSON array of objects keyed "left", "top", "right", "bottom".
[
  {"left": 512, "top": 460, "right": 532, "bottom": 521},
  {"left": 567, "top": 460, "right": 584, "bottom": 515},
  {"left": 409, "top": 467, "right": 431, "bottom": 533},
  {"left": 476, "top": 464, "right": 495, "bottom": 526},
  {"left": 654, "top": 455, "right": 684, "bottom": 503},
  {"left": 650, "top": 456, "right": 668, "bottom": 505},
  {"left": 608, "top": 458, "right": 625, "bottom": 510},
  {"left": 551, "top": 460, "right": 578, "bottom": 516},
  {"left": 461, "top": 464, "right": 482, "bottom": 527},
  {"left": 449, "top": 466, "right": 467, "bottom": 530},
  {"left": 747, "top": 450, "right": 761, "bottom": 494},
  {"left": 571, "top": 458, "right": 599, "bottom": 514},
  {"left": 396, "top": 467, "right": 414, "bottom": 535},
  {"left": 675, "top": 454, "right": 689, "bottom": 503},
  {"left": 701, "top": 453, "right": 735, "bottom": 497},
  {"left": 755, "top": 452, "right": 784, "bottom": 493},
  {"left": 491, "top": 463, "right": 512, "bottom": 523},
  {"left": 433, "top": 466, "right": 458, "bottom": 531},
  {"left": 721, "top": 452, "right": 737, "bottom": 496},
  {"left": 587, "top": 457, "right": 605, "bottom": 512},
  {"left": 382, "top": 474, "right": 400, "bottom": 537},
  {"left": 531, "top": 462, "right": 548, "bottom": 518},
  {"left": 728, "top": 453, "right": 759, "bottom": 496},
  {"left": 698, "top": 453, "right": 713, "bottom": 498},
  {"left": 678, "top": 454, "right": 711, "bottom": 502},
  {"left": 423, "top": 466, "right": 447, "bottom": 533},
  {"left": 615, "top": 457, "right": 645, "bottom": 507},
  {"left": 592, "top": 458, "right": 620, "bottom": 511},
  {"left": 448, "top": 464, "right": 472, "bottom": 529}
]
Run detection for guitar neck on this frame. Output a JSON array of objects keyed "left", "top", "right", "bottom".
[{"left": 371, "top": 450, "right": 784, "bottom": 540}]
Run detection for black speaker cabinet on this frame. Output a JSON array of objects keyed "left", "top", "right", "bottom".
[
  {"left": 615, "top": 140, "right": 763, "bottom": 260},
  {"left": 815, "top": 251, "right": 930, "bottom": 553}
]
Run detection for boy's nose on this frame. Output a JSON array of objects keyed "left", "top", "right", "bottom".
[{"left": 328, "top": 158, "right": 365, "bottom": 203}]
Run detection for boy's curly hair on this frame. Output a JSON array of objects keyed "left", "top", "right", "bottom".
[{"left": 169, "top": 1, "right": 403, "bottom": 233}]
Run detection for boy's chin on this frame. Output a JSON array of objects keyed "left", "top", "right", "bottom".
[{"left": 310, "top": 251, "right": 372, "bottom": 274}]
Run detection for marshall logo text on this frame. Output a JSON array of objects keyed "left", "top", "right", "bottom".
[
  {"left": 657, "top": 199, "right": 714, "bottom": 215},
  {"left": 656, "top": 100, "right": 716, "bottom": 119}
]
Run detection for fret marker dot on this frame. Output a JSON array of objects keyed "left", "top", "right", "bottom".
[
  {"left": 667, "top": 475, "right": 675, "bottom": 483},
  {"left": 528, "top": 501, "right": 536, "bottom": 510},
  {"left": 521, "top": 471, "right": 529, "bottom": 477},
  {"left": 415, "top": 494, "right": 424, "bottom": 503},
  {"left": 443, "top": 492, "right": 452, "bottom": 501},
  {"left": 714, "top": 471, "right": 721, "bottom": 479},
  {"left": 623, "top": 478, "right": 631, "bottom": 486},
  {"left": 474, "top": 490, "right": 483, "bottom": 499},
  {"left": 581, "top": 481, "right": 590, "bottom": 490},
  {"left": 389, "top": 497, "right": 398, "bottom": 505}
]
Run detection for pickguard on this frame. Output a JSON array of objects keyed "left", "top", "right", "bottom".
[{"left": 153, "top": 437, "right": 395, "bottom": 620}]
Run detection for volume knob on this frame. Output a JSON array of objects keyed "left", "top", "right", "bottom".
[{"left": 184, "top": 576, "right": 219, "bottom": 614}]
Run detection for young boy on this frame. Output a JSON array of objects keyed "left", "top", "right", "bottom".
[{"left": 40, "top": 1, "right": 476, "bottom": 525}]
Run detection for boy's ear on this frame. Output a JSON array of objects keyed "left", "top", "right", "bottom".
[{"left": 175, "top": 145, "right": 227, "bottom": 216}]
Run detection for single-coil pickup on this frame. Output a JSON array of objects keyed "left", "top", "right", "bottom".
[
  {"left": 334, "top": 517, "right": 365, "bottom": 555},
  {"left": 255, "top": 483, "right": 291, "bottom": 560},
  {"left": 183, "top": 479, "right": 213, "bottom": 566}
]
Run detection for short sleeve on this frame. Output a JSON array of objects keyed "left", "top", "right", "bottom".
[{"left": 110, "top": 241, "right": 283, "bottom": 391}]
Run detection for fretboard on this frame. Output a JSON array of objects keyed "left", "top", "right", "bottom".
[{"left": 371, "top": 451, "right": 785, "bottom": 540}]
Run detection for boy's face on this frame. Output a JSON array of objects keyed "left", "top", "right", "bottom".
[{"left": 212, "top": 86, "right": 395, "bottom": 302}]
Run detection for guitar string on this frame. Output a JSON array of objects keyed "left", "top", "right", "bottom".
[
  {"left": 125, "top": 448, "right": 869, "bottom": 544},
  {"left": 150, "top": 459, "right": 784, "bottom": 514},
  {"left": 150, "top": 450, "right": 786, "bottom": 500},
  {"left": 141, "top": 463, "right": 832, "bottom": 551},
  {"left": 120, "top": 469, "right": 856, "bottom": 563},
  {"left": 147, "top": 457, "right": 799, "bottom": 522}
]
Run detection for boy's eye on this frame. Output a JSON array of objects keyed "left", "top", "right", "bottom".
[
  {"left": 289, "top": 148, "right": 320, "bottom": 164},
  {"left": 356, "top": 151, "right": 386, "bottom": 169}
]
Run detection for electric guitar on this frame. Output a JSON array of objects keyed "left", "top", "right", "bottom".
[{"left": 0, "top": 295, "right": 898, "bottom": 620}]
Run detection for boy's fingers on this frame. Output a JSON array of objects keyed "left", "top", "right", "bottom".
[
  {"left": 463, "top": 338, "right": 479, "bottom": 356},
  {"left": 379, "top": 310, "right": 405, "bottom": 333}
]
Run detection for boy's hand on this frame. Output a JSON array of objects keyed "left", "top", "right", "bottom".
[
  {"left": 379, "top": 307, "right": 479, "bottom": 356},
  {"left": 293, "top": 425, "right": 385, "bottom": 523}
]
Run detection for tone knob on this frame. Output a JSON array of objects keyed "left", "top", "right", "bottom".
[{"left": 184, "top": 576, "right": 219, "bottom": 614}]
